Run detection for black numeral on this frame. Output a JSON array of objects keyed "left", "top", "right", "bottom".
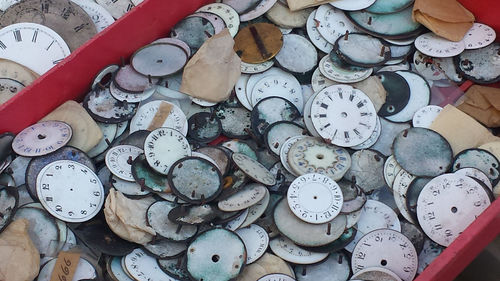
[
  {"left": 13, "top": 30, "right": 21, "bottom": 42},
  {"left": 32, "top": 29, "right": 38, "bottom": 42}
]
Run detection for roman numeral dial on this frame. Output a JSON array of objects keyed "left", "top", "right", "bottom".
[{"left": 310, "top": 85, "right": 377, "bottom": 147}]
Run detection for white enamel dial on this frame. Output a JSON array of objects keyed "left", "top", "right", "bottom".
[
  {"left": 319, "top": 55, "right": 372, "bottom": 83},
  {"left": 196, "top": 3, "right": 239, "bottom": 37},
  {"left": 330, "top": 0, "right": 376, "bottom": 11},
  {"left": 311, "top": 85, "right": 377, "bottom": 147},
  {"left": 241, "top": 60, "right": 274, "bottom": 74},
  {"left": 124, "top": 248, "right": 177, "bottom": 281},
  {"left": 412, "top": 105, "right": 442, "bottom": 128},
  {"left": 462, "top": 23, "right": 496, "bottom": 50},
  {"left": 415, "top": 32, "right": 465, "bottom": 58},
  {"left": 392, "top": 169, "right": 417, "bottom": 224},
  {"left": 239, "top": 0, "right": 277, "bottom": 22},
  {"left": 95, "top": 0, "right": 135, "bottom": 19},
  {"left": 258, "top": 274, "right": 295, "bottom": 281},
  {"left": 416, "top": 173, "right": 491, "bottom": 246},
  {"left": 144, "top": 127, "right": 191, "bottom": 175},
  {"left": 287, "top": 173, "right": 343, "bottom": 224},
  {"left": 454, "top": 167, "right": 493, "bottom": 191},
  {"left": 232, "top": 153, "right": 276, "bottom": 186},
  {"left": 352, "top": 229, "right": 418, "bottom": 281},
  {"left": 235, "top": 224, "right": 269, "bottom": 264},
  {"left": 251, "top": 74, "right": 303, "bottom": 112},
  {"left": 36, "top": 160, "right": 104, "bottom": 223},
  {"left": 306, "top": 10, "right": 333, "bottom": 53},
  {"left": 105, "top": 145, "right": 143, "bottom": 181},
  {"left": 0, "top": 0, "right": 20, "bottom": 11},
  {"left": 0, "top": 23, "right": 70, "bottom": 75},
  {"left": 384, "top": 155, "right": 403, "bottom": 189},
  {"left": 345, "top": 199, "right": 401, "bottom": 252},
  {"left": 12, "top": 120, "right": 72, "bottom": 157},
  {"left": 311, "top": 67, "right": 336, "bottom": 93},
  {"left": 314, "top": 4, "right": 359, "bottom": 44},
  {"left": 71, "top": 0, "right": 115, "bottom": 32},
  {"left": 269, "top": 236, "right": 329, "bottom": 265},
  {"left": 129, "top": 100, "right": 188, "bottom": 135}
]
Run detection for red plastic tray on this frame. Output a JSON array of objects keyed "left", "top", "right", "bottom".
[{"left": 0, "top": 0, "right": 499, "bottom": 280}]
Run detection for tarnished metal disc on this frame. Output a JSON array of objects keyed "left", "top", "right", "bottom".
[
  {"left": 294, "top": 251, "right": 350, "bottom": 281},
  {"left": 344, "top": 149, "right": 386, "bottom": 193},
  {"left": 376, "top": 71, "right": 410, "bottom": 117},
  {"left": 131, "top": 43, "right": 188, "bottom": 77},
  {"left": 346, "top": 6, "right": 423, "bottom": 39},
  {"left": 455, "top": 42, "right": 500, "bottom": 84},
  {"left": 269, "top": 235, "right": 329, "bottom": 265},
  {"left": 169, "top": 156, "right": 222, "bottom": 204},
  {"left": 187, "top": 228, "right": 246, "bottom": 281},
  {"left": 131, "top": 154, "right": 170, "bottom": 193},
  {"left": 273, "top": 198, "right": 347, "bottom": 247},
  {"left": 334, "top": 33, "right": 391, "bottom": 67},
  {"left": 393, "top": 128, "right": 453, "bottom": 177},
  {"left": 232, "top": 152, "right": 276, "bottom": 186},
  {"left": 83, "top": 87, "right": 138, "bottom": 123},
  {"left": 451, "top": 148, "right": 500, "bottom": 186},
  {"left": 147, "top": 201, "right": 198, "bottom": 241},
  {"left": 234, "top": 23, "right": 283, "bottom": 64}
]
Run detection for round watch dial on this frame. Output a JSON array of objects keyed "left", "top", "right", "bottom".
[
  {"left": 415, "top": 32, "right": 465, "bottom": 58},
  {"left": 311, "top": 85, "right": 377, "bottom": 147},
  {"left": 417, "top": 173, "right": 491, "bottom": 246},
  {"left": 12, "top": 120, "right": 72, "bottom": 157},
  {"left": 352, "top": 229, "right": 418, "bottom": 281},
  {"left": 105, "top": 145, "right": 143, "bottom": 182},
  {"left": 287, "top": 173, "right": 343, "bottom": 224},
  {"left": 0, "top": 23, "right": 70, "bottom": 75},
  {"left": 1, "top": 0, "right": 97, "bottom": 52},
  {"left": 144, "top": 128, "right": 191, "bottom": 175},
  {"left": 36, "top": 160, "right": 104, "bottom": 223}
]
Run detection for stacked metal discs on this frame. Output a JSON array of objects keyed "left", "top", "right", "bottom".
[{"left": 0, "top": 1, "right": 499, "bottom": 281}]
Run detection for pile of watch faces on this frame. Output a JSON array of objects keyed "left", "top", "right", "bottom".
[{"left": 1, "top": 1, "right": 499, "bottom": 281}]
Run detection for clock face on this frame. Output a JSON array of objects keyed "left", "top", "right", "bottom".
[
  {"left": 414, "top": 32, "right": 465, "bottom": 58},
  {"left": 351, "top": 229, "right": 418, "bottom": 281},
  {"left": 71, "top": 0, "right": 115, "bottom": 32},
  {"left": 462, "top": 23, "right": 496, "bottom": 50},
  {"left": 95, "top": 0, "right": 134, "bottom": 19},
  {"left": 412, "top": 105, "right": 442, "bottom": 128},
  {"left": 306, "top": 10, "right": 333, "bottom": 54},
  {"left": 0, "top": 0, "right": 97, "bottom": 52},
  {"left": 36, "top": 160, "right": 105, "bottom": 223},
  {"left": 417, "top": 173, "right": 491, "bottom": 246},
  {"left": 12, "top": 120, "right": 72, "bottom": 156},
  {"left": 129, "top": 100, "right": 188, "bottom": 135},
  {"left": 144, "top": 127, "right": 191, "bottom": 175},
  {"left": 287, "top": 173, "right": 343, "bottom": 224},
  {"left": 0, "top": 58, "right": 38, "bottom": 87},
  {"left": 311, "top": 85, "right": 377, "bottom": 147},
  {"left": 196, "top": 3, "right": 239, "bottom": 37},
  {"left": 0, "top": 23, "right": 70, "bottom": 74},
  {"left": 250, "top": 74, "right": 303, "bottom": 112},
  {"left": 105, "top": 145, "right": 143, "bottom": 182}
]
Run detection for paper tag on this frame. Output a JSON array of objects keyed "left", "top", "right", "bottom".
[
  {"left": 147, "top": 101, "right": 173, "bottom": 131},
  {"left": 50, "top": 250, "right": 81, "bottom": 281}
]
